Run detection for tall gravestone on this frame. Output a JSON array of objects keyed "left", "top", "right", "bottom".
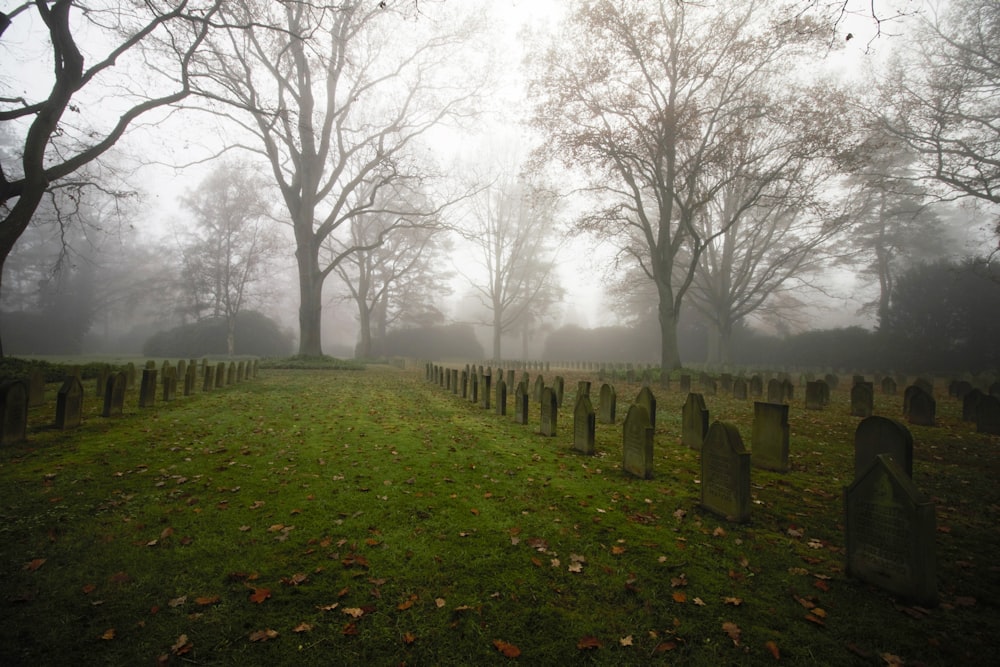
[
  {"left": 844, "top": 454, "right": 937, "bottom": 606},
  {"left": 850, "top": 382, "right": 874, "bottom": 418},
  {"left": 854, "top": 416, "right": 913, "bottom": 480},
  {"left": 125, "top": 362, "right": 136, "bottom": 390},
  {"left": 28, "top": 368, "right": 45, "bottom": 407},
  {"left": 903, "top": 385, "right": 936, "bottom": 426},
  {"left": 102, "top": 372, "right": 127, "bottom": 418},
  {"left": 539, "top": 387, "right": 558, "bottom": 436},
  {"left": 751, "top": 402, "right": 789, "bottom": 472},
  {"left": 227, "top": 362, "right": 237, "bottom": 385},
  {"left": 976, "top": 395, "right": 1000, "bottom": 435},
  {"left": 514, "top": 381, "right": 529, "bottom": 425},
  {"left": 0, "top": 380, "right": 28, "bottom": 445},
  {"left": 881, "top": 376, "right": 897, "bottom": 396},
  {"left": 177, "top": 360, "right": 187, "bottom": 384},
  {"left": 55, "top": 376, "right": 84, "bottom": 429},
  {"left": 573, "top": 392, "right": 596, "bottom": 455},
  {"left": 184, "top": 364, "right": 196, "bottom": 396},
  {"left": 915, "top": 377, "right": 934, "bottom": 396},
  {"left": 634, "top": 386, "right": 656, "bottom": 429},
  {"left": 553, "top": 376, "right": 565, "bottom": 408},
  {"left": 732, "top": 378, "right": 748, "bottom": 400},
  {"left": 495, "top": 379, "right": 507, "bottom": 416},
  {"left": 460, "top": 370, "right": 468, "bottom": 398},
  {"left": 162, "top": 367, "right": 177, "bottom": 402},
  {"left": 597, "top": 383, "right": 616, "bottom": 424},
  {"left": 215, "top": 363, "right": 225, "bottom": 388},
  {"left": 96, "top": 365, "right": 111, "bottom": 397},
  {"left": 481, "top": 370, "right": 492, "bottom": 410},
  {"left": 681, "top": 393, "right": 709, "bottom": 451},
  {"left": 700, "top": 421, "right": 751, "bottom": 523},
  {"left": 202, "top": 364, "right": 214, "bottom": 392},
  {"left": 139, "top": 369, "right": 158, "bottom": 408},
  {"left": 782, "top": 379, "right": 795, "bottom": 401},
  {"left": 622, "top": 404, "right": 653, "bottom": 479},
  {"left": 469, "top": 372, "right": 479, "bottom": 404},
  {"left": 533, "top": 375, "right": 545, "bottom": 402},
  {"left": 577, "top": 381, "right": 591, "bottom": 398},
  {"left": 507, "top": 370, "right": 515, "bottom": 393},
  {"left": 805, "top": 381, "right": 827, "bottom": 410}
]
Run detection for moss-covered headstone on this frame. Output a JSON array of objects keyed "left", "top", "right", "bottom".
[
  {"left": 0, "top": 380, "right": 28, "bottom": 445},
  {"left": 55, "top": 376, "right": 84, "bottom": 429},
  {"left": 681, "top": 393, "right": 708, "bottom": 451},
  {"left": 598, "top": 383, "right": 616, "bottom": 424},
  {"left": 622, "top": 404, "right": 653, "bottom": 479},
  {"left": 854, "top": 416, "right": 913, "bottom": 480},
  {"left": 539, "top": 387, "right": 557, "bottom": 437},
  {"left": 700, "top": 421, "right": 751, "bottom": 523},
  {"left": 634, "top": 386, "right": 656, "bottom": 429},
  {"left": 514, "top": 381, "right": 529, "bottom": 425},
  {"left": 572, "top": 392, "right": 595, "bottom": 455},
  {"left": 751, "top": 401, "right": 789, "bottom": 472}
]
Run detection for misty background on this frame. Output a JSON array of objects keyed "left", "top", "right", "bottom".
[{"left": 2, "top": 0, "right": 998, "bottom": 375}]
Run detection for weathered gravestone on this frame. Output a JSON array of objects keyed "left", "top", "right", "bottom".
[
  {"left": 881, "top": 376, "right": 898, "bottom": 396},
  {"left": 844, "top": 454, "right": 937, "bottom": 606},
  {"left": 950, "top": 380, "right": 973, "bottom": 398},
  {"left": 903, "top": 385, "right": 936, "bottom": 426},
  {"left": 851, "top": 382, "right": 875, "bottom": 418},
  {"left": 634, "top": 386, "right": 656, "bottom": 429},
  {"left": 0, "top": 380, "right": 28, "bottom": 445},
  {"left": 767, "top": 378, "right": 785, "bottom": 403},
  {"left": 679, "top": 374, "right": 691, "bottom": 394},
  {"left": 469, "top": 372, "right": 479, "bottom": 404},
  {"left": 125, "top": 362, "right": 136, "bottom": 390},
  {"left": 805, "top": 381, "right": 828, "bottom": 410},
  {"left": 752, "top": 401, "right": 790, "bottom": 472},
  {"left": 622, "top": 404, "right": 653, "bottom": 479},
  {"left": 534, "top": 375, "right": 545, "bottom": 402},
  {"left": 215, "top": 363, "right": 225, "bottom": 388},
  {"left": 145, "top": 360, "right": 156, "bottom": 370},
  {"left": 681, "top": 393, "right": 709, "bottom": 451},
  {"left": 55, "top": 376, "right": 84, "bottom": 429},
  {"left": 177, "top": 360, "right": 187, "bottom": 384},
  {"left": 162, "top": 366, "right": 177, "bottom": 402},
  {"left": 514, "top": 381, "right": 529, "bottom": 425},
  {"left": 854, "top": 416, "right": 913, "bottom": 480},
  {"left": 202, "top": 364, "right": 214, "bottom": 392},
  {"left": 782, "top": 379, "right": 795, "bottom": 401},
  {"left": 597, "top": 383, "right": 616, "bottom": 424},
  {"left": 573, "top": 392, "right": 596, "bottom": 455},
  {"left": 480, "top": 370, "right": 492, "bottom": 410},
  {"left": 720, "top": 373, "right": 734, "bottom": 395},
  {"left": 553, "top": 376, "right": 565, "bottom": 408},
  {"left": 495, "top": 379, "right": 507, "bottom": 416},
  {"left": 102, "top": 372, "right": 127, "bottom": 418},
  {"left": 961, "top": 389, "right": 983, "bottom": 422},
  {"left": 237, "top": 361, "right": 246, "bottom": 382},
  {"left": 749, "top": 375, "right": 763, "bottom": 398},
  {"left": 914, "top": 377, "right": 934, "bottom": 396},
  {"left": 540, "top": 387, "right": 558, "bottom": 437},
  {"left": 184, "top": 364, "right": 196, "bottom": 396},
  {"left": 700, "top": 373, "right": 717, "bottom": 396},
  {"left": 460, "top": 370, "right": 468, "bottom": 398},
  {"left": 451, "top": 369, "right": 459, "bottom": 395},
  {"left": 28, "top": 368, "right": 45, "bottom": 407},
  {"left": 577, "top": 381, "right": 591, "bottom": 399},
  {"left": 506, "top": 370, "right": 515, "bottom": 392},
  {"left": 976, "top": 395, "right": 1000, "bottom": 435},
  {"left": 824, "top": 373, "right": 840, "bottom": 390},
  {"left": 96, "top": 365, "right": 111, "bottom": 397},
  {"left": 139, "top": 369, "right": 158, "bottom": 407},
  {"left": 700, "top": 421, "right": 751, "bottom": 523},
  {"left": 732, "top": 378, "right": 748, "bottom": 400}
]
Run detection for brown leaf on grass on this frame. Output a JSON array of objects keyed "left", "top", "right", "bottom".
[
  {"left": 813, "top": 579, "right": 830, "bottom": 592},
  {"left": 493, "top": 639, "right": 521, "bottom": 658},
  {"left": 160, "top": 527, "right": 175, "bottom": 539},
  {"left": 292, "top": 622, "right": 313, "bottom": 633},
  {"left": 249, "top": 628, "right": 278, "bottom": 642},
  {"left": 765, "top": 640, "right": 780, "bottom": 659},
  {"left": 470, "top": 508, "right": 480, "bottom": 515},
  {"left": 881, "top": 653, "right": 905, "bottom": 666},
  {"left": 402, "top": 631, "right": 416, "bottom": 645},
  {"left": 672, "top": 591, "right": 687, "bottom": 603},
  {"left": 805, "top": 613, "right": 826, "bottom": 626},
  {"left": 435, "top": 597, "right": 446, "bottom": 608},
  {"left": 654, "top": 641, "right": 677, "bottom": 653},
  {"left": 342, "top": 607, "right": 365, "bottom": 618},
  {"left": 577, "top": 636, "right": 602, "bottom": 650},
  {"left": 24, "top": 558, "right": 46, "bottom": 572},
  {"left": 611, "top": 545, "right": 626, "bottom": 555},
  {"left": 619, "top": 635, "right": 633, "bottom": 647},
  {"left": 248, "top": 587, "right": 271, "bottom": 604},
  {"left": 317, "top": 602, "right": 339, "bottom": 612},
  {"left": 722, "top": 621, "right": 741, "bottom": 645},
  {"left": 713, "top": 526, "right": 726, "bottom": 537},
  {"left": 82, "top": 584, "right": 97, "bottom": 594},
  {"left": 281, "top": 572, "right": 308, "bottom": 586},
  {"left": 171, "top": 634, "right": 193, "bottom": 655},
  {"left": 342, "top": 622, "right": 359, "bottom": 636},
  {"left": 724, "top": 596, "right": 743, "bottom": 606},
  {"left": 397, "top": 599, "right": 414, "bottom": 611},
  {"left": 168, "top": 596, "right": 187, "bottom": 608},
  {"left": 100, "top": 628, "right": 115, "bottom": 640},
  {"left": 568, "top": 562, "right": 583, "bottom": 573},
  {"left": 195, "top": 596, "right": 220, "bottom": 606}
]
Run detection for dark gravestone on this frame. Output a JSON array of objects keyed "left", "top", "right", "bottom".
[
  {"left": 533, "top": 375, "right": 545, "bottom": 402},
  {"left": 597, "top": 383, "right": 616, "bottom": 424},
  {"left": 681, "top": 393, "right": 709, "bottom": 451},
  {"left": 805, "top": 381, "right": 827, "bottom": 410},
  {"left": 553, "top": 376, "right": 565, "bottom": 408},
  {"left": 914, "top": 377, "right": 934, "bottom": 396},
  {"left": 961, "top": 389, "right": 983, "bottom": 422},
  {"left": 55, "top": 376, "right": 84, "bottom": 430},
  {"left": 495, "top": 379, "right": 507, "bottom": 416},
  {"left": 539, "top": 387, "right": 558, "bottom": 437},
  {"left": 700, "top": 421, "right": 751, "bottom": 523},
  {"left": 215, "top": 363, "right": 225, "bottom": 388},
  {"left": 452, "top": 369, "right": 459, "bottom": 395},
  {"left": 634, "top": 386, "right": 656, "bottom": 429},
  {"left": 28, "top": 368, "right": 45, "bottom": 407},
  {"left": 622, "top": 404, "right": 653, "bottom": 479},
  {"left": 139, "top": 369, "right": 158, "bottom": 408},
  {"left": 102, "top": 372, "right": 127, "bottom": 418},
  {"left": 850, "top": 382, "right": 875, "bottom": 418},
  {"left": 514, "top": 381, "right": 529, "bottom": 425},
  {"left": 854, "top": 416, "right": 913, "bottom": 480},
  {"left": 903, "top": 385, "right": 936, "bottom": 426},
  {"left": 572, "top": 392, "right": 596, "bottom": 455},
  {"left": 577, "top": 381, "right": 591, "bottom": 398},
  {"left": 460, "top": 370, "right": 468, "bottom": 398},
  {"left": 881, "top": 376, "right": 898, "bottom": 396},
  {"left": 469, "top": 372, "right": 479, "bottom": 404},
  {"left": 782, "top": 378, "right": 795, "bottom": 401},
  {"left": 766, "top": 378, "right": 785, "bottom": 403},
  {"left": 237, "top": 361, "right": 246, "bottom": 382},
  {"left": 184, "top": 364, "right": 196, "bottom": 396},
  {"left": 0, "top": 380, "right": 28, "bottom": 445},
  {"left": 951, "top": 380, "right": 973, "bottom": 399},
  {"left": 824, "top": 373, "right": 839, "bottom": 390},
  {"left": 976, "top": 395, "right": 1000, "bottom": 435},
  {"left": 732, "top": 378, "right": 748, "bottom": 400},
  {"left": 125, "top": 362, "right": 136, "bottom": 389},
  {"left": 752, "top": 402, "right": 790, "bottom": 472},
  {"left": 844, "top": 454, "right": 937, "bottom": 606},
  {"left": 162, "top": 367, "right": 177, "bottom": 402},
  {"left": 176, "top": 360, "right": 187, "bottom": 384},
  {"left": 96, "top": 364, "right": 111, "bottom": 397},
  {"left": 749, "top": 375, "right": 763, "bottom": 398},
  {"left": 145, "top": 360, "right": 156, "bottom": 370},
  {"left": 481, "top": 370, "right": 492, "bottom": 410},
  {"left": 506, "top": 369, "right": 515, "bottom": 392},
  {"left": 202, "top": 364, "right": 214, "bottom": 392},
  {"left": 679, "top": 374, "right": 691, "bottom": 394}
]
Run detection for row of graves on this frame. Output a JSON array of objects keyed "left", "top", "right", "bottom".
[
  {"left": 425, "top": 363, "right": 1000, "bottom": 608},
  {"left": 0, "top": 358, "right": 260, "bottom": 445}
]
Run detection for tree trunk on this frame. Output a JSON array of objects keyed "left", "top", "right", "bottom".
[
  {"left": 492, "top": 310, "right": 502, "bottom": 362},
  {"left": 227, "top": 317, "right": 236, "bottom": 357},
  {"left": 296, "top": 242, "right": 324, "bottom": 357},
  {"left": 356, "top": 299, "right": 372, "bottom": 359},
  {"left": 657, "top": 295, "right": 682, "bottom": 384}
]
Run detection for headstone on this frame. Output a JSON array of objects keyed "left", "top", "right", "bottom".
[
  {"left": 634, "top": 386, "right": 656, "bottom": 429},
  {"left": 572, "top": 392, "right": 596, "bottom": 455},
  {"left": 844, "top": 454, "right": 937, "bottom": 606},
  {"left": 782, "top": 378, "right": 794, "bottom": 401},
  {"left": 553, "top": 376, "right": 565, "bottom": 408},
  {"left": 749, "top": 375, "right": 763, "bottom": 398},
  {"left": 914, "top": 377, "right": 934, "bottom": 396},
  {"left": 55, "top": 376, "right": 84, "bottom": 429},
  {"left": 177, "top": 360, "right": 188, "bottom": 384},
  {"left": 0, "top": 380, "right": 28, "bottom": 445},
  {"left": 720, "top": 373, "right": 734, "bottom": 395},
  {"left": 161, "top": 366, "right": 177, "bottom": 402},
  {"left": 514, "top": 381, "right": 529, "bottom": 425},
  {"left": 452, "top": 369, "right": 459, "bottom": 395},
  {"left": 125, "top": 362, "right": 136, "bottom": 389},
  {"left": 215, "top": 362, "right": 225, "bottom": 388},
  {"left": 540, "top": 387, "right": 558, "bottom": 437},
  {"left": 805, "top": 381, "right": 827, "bottom": 410},
  {"left": 495, "top": 379, "right": 507, "bottom": 416},
  {"left": 881, "top": 376, "right": 897, "bottom": 396},
  {"left": 533, "top": 375, "right": 545, "bottom": 402},
  {"left": 96, "top": 365, "right": 111, "bottom": 397},
  {"left": 732, "top": 378, "right": 748, "bottom": 400},
  {"left": 577, "top": 381, "right": 591, "bottom": 398},
  {"left": 597, "top": 383, "right": 616, "bottom": 424},
  {"left": 850, "top": 382, "right": 875, "bottom": 418},
  {"left": 469, "top": 372, "right": 479, "bottom": 404},
  {"left": 976, "top": 395, "right": 1000, "bottom": 435},
  {"left": 960, "top": 389, "right": 982, "bottom": 422},
  {"left": 202, "top": 364, "right": 214, "bottom": 392},
  {"left": 751, "top": 402, "right": 789, "bottom": 472},
  {"left": 480, "top": 370, "right": 491, "bottom": 410},
  {"left": 854, "top": 416, "right": 913, "bottom": 480},
  {"left": 622, "top": 404, "right": 653, "bottom": 479},
  {"left": 951, "top": 380, "right": 973, "bottom": 399},
  {"left": 139, "top": 369, "right": 158, "bottom": 407},
  {"left": 460, "top": 370, "right": 468, "bottom": 398},
  {"left": 237, "top": 361, "right": 246, "bottom": 382},
  {"left": 227, "top": 361, "right": 236, "bottom": 384},
  {"left": 903, "top": 385, "right": 936, "bottom": 426},
  {"left": 700, "top": 421, "right": 751, "bottom": 523},
  {"left": 824, "top": 373, "right": 840, "bottom": 390},
  {"left": 27, "top": 368, "right": 45, "bottom": 407},
  {"left": 506, "top": 369, "right": 515, "bottom": 392},
  {"left": 184, "top": 364, "right": 196, "bottom": 396},
  {"left": 766, "top": 378, "right": 785, "bottom": 403},
  {"left": 681, "top": 393, "right": 709, "bottom": 451},
  {"left": 102, "top": 372, "right": 127, "bottom": 418}
]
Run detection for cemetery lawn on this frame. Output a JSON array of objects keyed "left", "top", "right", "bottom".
[{"left": 1, "top": 365, "right": 998, "bottom": 666}]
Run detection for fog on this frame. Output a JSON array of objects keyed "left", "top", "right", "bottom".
[{"left": 2, "top": 0, "right": 998, "bottom": 373}]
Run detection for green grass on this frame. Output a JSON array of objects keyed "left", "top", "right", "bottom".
[{"left": 1, "top": 365, "right": 997, "bottom": 665}]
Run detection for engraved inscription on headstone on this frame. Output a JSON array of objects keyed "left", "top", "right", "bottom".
[
  {"left": 622, "top": 404, "right": 653, "bottom": 479},
  {"left": 700, "top": 421, "right": 751, "bottom": 523}
]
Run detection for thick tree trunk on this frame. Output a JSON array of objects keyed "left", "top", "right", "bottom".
[
  {"left": 355, "top": 300, "right": 372, "bottom": 359},
  {"left": 226, "top": 317, "right": 236, "bottom": 357},
  {"left": 492, "top": 310, "right": 502, "bottom": 362},
  {"left": 296, "top": 243, "right": 325, "bottom": 357},
  {"left": 657, "top": 293, "right": 682, "bottom": 385}
]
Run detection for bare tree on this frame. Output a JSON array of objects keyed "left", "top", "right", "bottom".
[
  {"left": 191, "top": 0, "right": 482, "bottom": 356},
  {"left": 177, "top": 164, "right": 284, "bottom": 355},
  {"left": 0, "top": 0, "right": 222, "bottom": 357},
  {"left": 531, "top": 0, "right": 831, "bottom": 379},
  {"left": 458, "top": 173, "right": 564, "bottom": 362}
]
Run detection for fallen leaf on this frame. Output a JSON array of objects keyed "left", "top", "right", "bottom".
[
  {"left": 493, "top": 639, "right": 521, "bottom": 658},
  {"left": 693, "top": 597, "right": 706, "bottom": 606},
  {"left": 765, "top": 640, "right": 780, "bottom": 659},
  {"left": 195, "top": 595, "right": 220, "bottom": 606},
  {"left": 168, "top": 596, "right": 187, "bottom": 608},
  {"left": 402, "top": 631, "right": 416, "bottom": 645},
  {"left": 249, "top": 628, "right": 278, "bottom": 642},
  {"left": 342, "top": 622, "right": 358, "bottom": 635},
  {"left": 171, "top": 634, "right": 193, "bottom": 655},
  {"left": 654, "top": 641, "right": 677, "bottom": 653},
  {"left": 24, "top": 558, "right": 46, "bottom": 572},
  {"left": 619, "top": 635, "right": 633, "bottom": 647},
  {"left": 397, "top": 599, "right": 414, "bottom": 611},
  {"left": 100, "top": 628, "right": 115, "bottom": 640},
  {"left": 435, "top": 597, "right": 446, "bottom": 608},
  {"left": 568, "top": 562, "right": 583, "bottom": 573},
  {"left": 292, "top": 622, "right": 313, "bottom": 633},
  {"left": 723, "top": 621, "right": 741, "bottom": 645},
  {"left": 611, "top": 545, "right": 626, "bottom": 555},
  {"left": 805, "top": 613, "right": 826, "bottom": 626},
  {"left": 713, "top": 526, "right": 726, "bottom": 537},
  {"left": 82, "top": 584, "right": 97, "bottom": 595},
  {"left": 881, "top": 652, "right": 905, "bottom": 666},
  {"left": 577, "top": 636, "right": 602, "bottom": 650},
  {"left": 342, "top": 607, "right": 365, "bottom": 618},
  {"left": 724, "top": 596, "right": 743, "bottom": 606},
  {"left": 248, "top": 587, "right": 271, "bottom": 604},
  {"left": 672, "top": 591, "right": 687, "bottom": 603}
]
